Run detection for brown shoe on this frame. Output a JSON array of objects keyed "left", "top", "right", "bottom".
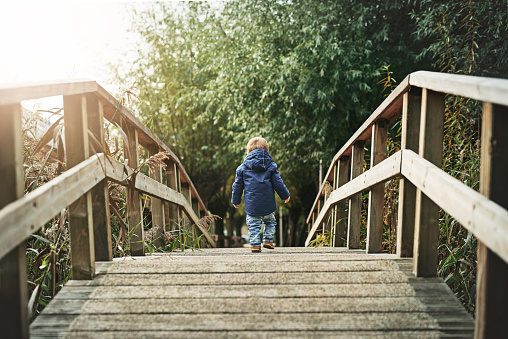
[
  {"left": 263, "top": 242, "right": 275, "bottom": 249},
  {"left": 251, "top": 246, "right": 261, "bottom": 253}
]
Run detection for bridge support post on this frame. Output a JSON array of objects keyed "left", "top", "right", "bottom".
[
  {"left": 87, "top": 94, "right": 112, "bottom": 261},
  {"left": 148, "top": 145, "right": 164, "bottom": 248},
  {"left": 397, "top": 89, "right": 422, "bottom": 257},
  {"left": 0, "top": 104, "right": 28, "bottom": 339},
  {"left": 366, "top": 119, "right": 388, "bottom": 253},
  {"left": 475, "top": 103, "right": 508, "bottom": 338},
  {"left": 123, "top": 121, "right": 144, "bottom": 256},
  {"left": 413, "top": 89, "right": 444, "bottom": 277},
  {"left": 165, "top": 160, "right": 180, "bottom": 231},
  {"left": 333, "top": 156, "right": 349, "bottom": 247},
  {"left": 64, "top": 94, "right": 96, "bottom": 279},
  {"left": 348, "top": 141, "right": 364, "bottom": 249}
]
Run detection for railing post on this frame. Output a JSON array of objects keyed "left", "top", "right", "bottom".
[
  {"left": 366, "top": 119, "right": 388, "bottom": 253},
  {"left": 413, "top": 89, "right": 445, "bottom": 277},
  {"left": 148, "top": 145, "right": 164, "bottom": 248},
  {"left": 87, "top": 94, "right": 112, "bottom": 261},
  {"left": 475, "top": 103, "right": 508, "bottom": 338},
  {"left": 64, "top": 94, "right": 96, "bottom": 279},
  {"left": 334, "top": 156, "right": 349, "bottom": 247},
  {"left": 331, "top": 163, "right": 338, "bottom": 246},
  {"left": 123, "top": 121, "right": 144, "bottom": 256},
  {"left": 348, "top": 140, "right": 364, "bottom": 249},
  {"left": 165, "top": 160, "right": 180, "bottom": 231},
  {"left": 182, "top": 183, "right": 191, "bottom": 226},
  {"left": 0, "top": 103, "right": 28, "bottom": 339},
  {"left": 397, "top": 89, "right": 422, "bottom": 257}
]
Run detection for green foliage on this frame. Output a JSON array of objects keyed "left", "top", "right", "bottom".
[{"left": 118, "top": 0, "right": 427, "bottom": 236}]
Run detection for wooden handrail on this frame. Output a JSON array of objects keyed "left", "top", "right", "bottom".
[
  {"left": 307, "top": 71, "right": 508, "bottom": 223},
  {"left": 0, "top": 78, "right": 216, "bottom": 338},
  {"left": 305, "top": 70, "right": 508, "bottom": 337}
]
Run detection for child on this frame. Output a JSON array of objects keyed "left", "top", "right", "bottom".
[{"left": 232, "top": 137, "right": 290, "bottom": 253}]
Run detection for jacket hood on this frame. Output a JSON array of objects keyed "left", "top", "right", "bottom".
[{"left": 243, "top": 149, "right": 274, "bottom": 171}]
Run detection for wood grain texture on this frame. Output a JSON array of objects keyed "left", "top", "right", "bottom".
[
  {"left": 413, "top": 89, "right": 444, "bottom": 277},
  {"left": 148, "top": 145, "right": 164, "bottom": 248},
  {"left": 366, "top": 119, "right": 388, "bottom": 253},
  {"left": 475, "top": 103, "right": 508, "bottom": 338},
  {"left": 63, "top": 95, "right": 95, "bottom": 279},
  {"left": 123, "top": 122, "right": 144, "bottom": 256},
  {"left": 409, "top": 71, "right": 508, "bottom": 107},
  {"left": 0, "top": 79, "right": 97, "bottom": 106},
  {"left": 347, "top": 141, "right": 365, "bottom": 249},
  {"left": 397, "top": 90, "right": 421, "bottom": 258},
  {"left": 29, "top": 248, "right": 474, "bottom": 338},
  {"left": 0, "top": 104, "right": 28, "bottom": 339},
  {"left": 305, "top": 151, "right": 402, "bottom": 247},
  {"left": 86, "top": 95, "right": 112, "bottom": 262}
]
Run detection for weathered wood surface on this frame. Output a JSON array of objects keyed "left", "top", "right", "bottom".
[{"left": 30, "top": 248, "right": 474, "bottom": 338}]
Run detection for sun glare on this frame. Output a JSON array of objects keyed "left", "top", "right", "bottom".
[{"left": 0, "top": 2, "right": 135, "bottom": 88}]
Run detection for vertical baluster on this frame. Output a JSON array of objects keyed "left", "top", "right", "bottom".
[
  {"left": 148, "top": 145, "right": 164, "bottom": 248},
  {"left": 87, "top": 94, "right": 112, "bottom": 261},
  {"left": 331, "top": 163, "right": 338, "bottom": 246},
  {"left": 366, "top": 119, "right": 388, "bottom": 253},
  {"left": 475, "top": 103, "right": 508, "bottom": 338},
  {"left": 181, "top": 183, "right": 191, "bottom": 227},
  {"left": 334, "top": 156, "right": 350, "bottom": 247},
  {"left": 123, "top": 122, "right": 144, "bottom": 256},
  {"left": 348, "top": 141, "right": 364, "bottom": 249},
  {"left": 64, "top": 94, "right": 96, "bottom": 278},
  {"left": 165, "top": 160, "right": 179, "bottom": 231},
  {"left": 413, "top": 89, "right": 445, "bottom": 277},
  {"left": 397, "top": 89, "right": 422, "bottom": 257},
  {"left": 0, "top": 103, "right": 28, "bottom": 338}
]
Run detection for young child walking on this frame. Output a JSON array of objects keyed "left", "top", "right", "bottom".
[{"left": 232, "top": 137, "right": 290, "bottom": 253}]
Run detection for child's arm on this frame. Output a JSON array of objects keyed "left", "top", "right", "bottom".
[
  {"left": 272, "top": 169, "right": 290, "bottom": 202},
  {"left": 231, "top": 167, "right": 244, "bottom": 208}
]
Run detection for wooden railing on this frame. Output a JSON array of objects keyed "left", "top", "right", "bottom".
[
  {"left": 305, "top": 71, "right": 508, "bottom": 338},
  {"left": 0, "top": 79, "right": 215, "bottom": 338}
]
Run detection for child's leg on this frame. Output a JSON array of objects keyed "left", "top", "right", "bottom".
[
  {"left": 246, "top": 214, "right": 262, "bottom": 247},
  {"left": 262, "top": 212, "right": 277, "bottom": 243}
]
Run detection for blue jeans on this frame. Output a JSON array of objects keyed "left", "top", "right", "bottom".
[{"left": 246, "top": 212, "right": 276, "bottom": 247}]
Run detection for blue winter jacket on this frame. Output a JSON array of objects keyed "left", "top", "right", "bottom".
[{"left": 231, "top": 149, "right": 290, "bottom": 216}]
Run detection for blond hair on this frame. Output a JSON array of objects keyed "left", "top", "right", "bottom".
[{"left": 247, "top": 137, "right": 269, "bottom": 154}]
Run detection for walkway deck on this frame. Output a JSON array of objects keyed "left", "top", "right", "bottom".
[{"left": 30, "top": 248, "right": 474, "bottom": 338}]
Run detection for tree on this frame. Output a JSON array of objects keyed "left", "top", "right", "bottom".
[{"left": 119, "top": 0, "right": 428, "bottom": 242}]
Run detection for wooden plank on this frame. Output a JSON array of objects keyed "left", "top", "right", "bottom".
[
  {"left": 409, "top": 71, "right": 508, "bottom": 107},
  {"left": 306, "top": 76, "right": 409, "bottom": 223},
  {"left": 401, "top": 149, "right": 508, "bottom": 264},
  {"left": 63, "top": 94, "right": 95, "bottom": 279},
  {"left": 0, "top": 155, "right": 106, "bottom": 260},
  {"left": 0, "top": 79, "right": 97, "bottom": 106},
  {"left": 413, "top": 89, "right": 444, "bottom": 277},
  {"left": 475, "top": 103, "right": 508, "bottom": 338},
  {"left": 123, "top": 122, "right": 144, "bottom": 256},
  {"left": 148, "top": 145, "right": 164, "bottom": 248},
  {"left": 181, "top": 183, "right": 191, "bottom": 227},
  {"left": 348, "top": 141, "right": 365, "bottom": 249},
  {"left": 97, "top": 85, "right": 208, "bottom": 216},
  {"left": 87, "top": 94, "right": 112, "bottom": 261},
  {"left": 165, "top": 160, "right": 179, "bottom": 231},
  {"left": 102, "top": 156, "right": 215, "bottom": 246},
  {"left": 0, "top": 103, "right": 28, "bottom": 338},
  {"left": 334, "top": 156, "right": 349, "bottom": 247},
  {"left": 366, "top": 119, "right": 388, "bottom": 253},
  {"left": 397, "top": 90, "right": 422, "bottom": 258},
  {"left": 305, "top": 151, "right": 402, "bottom": 246}
]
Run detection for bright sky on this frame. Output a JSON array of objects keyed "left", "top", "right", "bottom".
[{"left": 0, "top": 1, "right": 145, "bottom": 94}]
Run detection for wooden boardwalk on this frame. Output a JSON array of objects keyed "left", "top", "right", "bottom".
[{"left": 30, "top": 247, "right": 474, "bottom": 338}]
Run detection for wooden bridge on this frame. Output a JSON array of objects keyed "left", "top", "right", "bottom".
[{"left": 1, "top": 71, "right": 507, "bottom": 338}]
